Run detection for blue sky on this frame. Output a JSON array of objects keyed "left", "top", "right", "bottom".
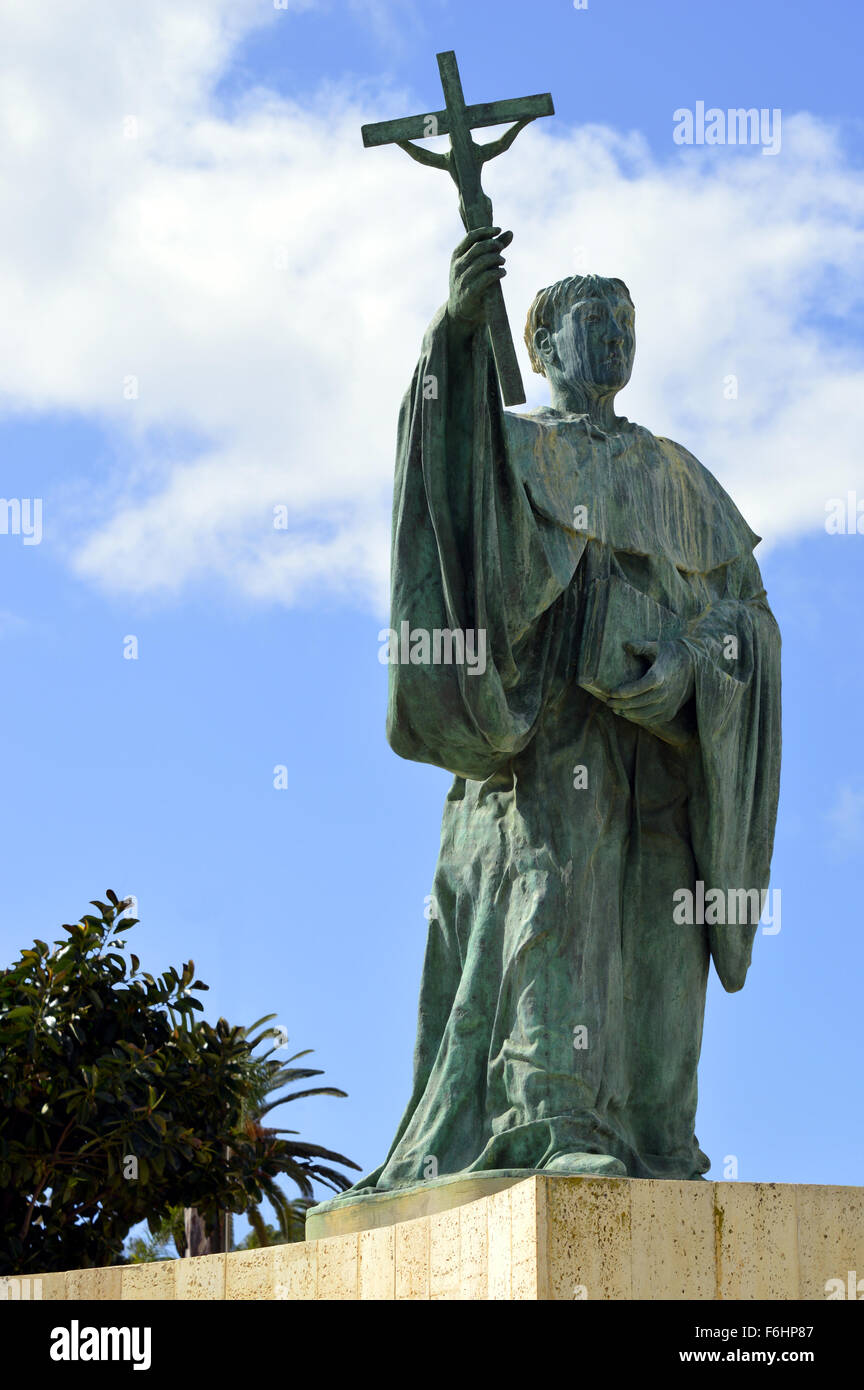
[{"left": 1, "top": 0, "right": 862, "bottom": 1236}]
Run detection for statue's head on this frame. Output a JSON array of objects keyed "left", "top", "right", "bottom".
[{"left": 525, "top": 274, "right": 635, "bottom": 396}]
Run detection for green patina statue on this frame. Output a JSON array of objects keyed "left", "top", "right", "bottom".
[
  {"left": 331, "top": 234, "right": 782, "bottom": 1200},
  {"left": 317, "top": 60, "right": 781, "bottom": 1217}
]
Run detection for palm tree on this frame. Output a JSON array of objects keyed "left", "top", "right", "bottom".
[
  {"left": 126, "top": 1208, "right": 184, "bottom": 1262},
  {"left": 245, "top": 1199, "right": 311, "bottom": 1247},
  {"left": 184, "top": 1017, "right": 359, "bottom": 1254}
]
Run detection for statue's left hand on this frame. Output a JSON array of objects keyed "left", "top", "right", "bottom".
[{"left": 606, "top": 639, "right": 695, "bottom": 734}]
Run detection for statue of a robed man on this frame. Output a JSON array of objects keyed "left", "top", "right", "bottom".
[{"left": 353, "top": 226, "right": 781, "bottom": 1191}]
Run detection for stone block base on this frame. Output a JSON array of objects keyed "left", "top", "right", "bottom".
[{"left": 14, "top": 1177, "right": 863, "bottom": 1300}]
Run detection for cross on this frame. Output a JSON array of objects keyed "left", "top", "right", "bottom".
[{"left": 361, "top": 51, "right": 554, "bottom": 406}]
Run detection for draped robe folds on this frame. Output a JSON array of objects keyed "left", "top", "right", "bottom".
[{"left": 358, "top": 305, "right": 782, "bottom": 1188}]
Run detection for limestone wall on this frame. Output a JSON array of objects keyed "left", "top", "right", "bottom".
[{"left": 6, "top": 1177, "right": 862, "bottom": 1300}]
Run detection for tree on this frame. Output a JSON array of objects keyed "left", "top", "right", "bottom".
[
  {"left": 235, "top": 1221, "right": 282, "bottom": 1250},
  {"left": 125, "top": 1206, "right": 184, "bottom": 1262},
  {"left": 245, "top": 1200, "right": 310, "bottom": 1246},
  {"left": 0, "top": 892, "right": 358, "bottom": 1274},
  {"left": 203, "top": 1019, "right": 348, "bottom": 1252}
]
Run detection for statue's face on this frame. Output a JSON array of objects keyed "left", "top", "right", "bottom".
[{"left": 546, "top": 294, "right": 635, "bottom": 392}]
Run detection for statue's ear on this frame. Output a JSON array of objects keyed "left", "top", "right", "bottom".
[{"left": 533, "top": 326, "right": 555, "bottom": 373}]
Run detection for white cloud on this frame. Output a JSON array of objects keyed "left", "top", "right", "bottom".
[{"left": 0, "top": 1, "right": 862, "bottom": 613}]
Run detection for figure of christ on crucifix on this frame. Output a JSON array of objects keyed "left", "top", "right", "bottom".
[
  {"left": 328, "top": 56, "right": 782, "bottom": 1206},
  {"left": 362, "top": 50, "right": 554, "bottom": 404}
]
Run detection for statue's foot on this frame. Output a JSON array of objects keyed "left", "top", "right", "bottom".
[{"left": 542, "top": 1151, "right": 627, "bottom": 1177}]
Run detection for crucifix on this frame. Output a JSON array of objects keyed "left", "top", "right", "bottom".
[{"left": 361, "top": 51, "right": 554, "bottom": 406}]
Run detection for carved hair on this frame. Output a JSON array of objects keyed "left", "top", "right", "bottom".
[{"left": 524, "top": 274, "right": 633, "bottom": 377}]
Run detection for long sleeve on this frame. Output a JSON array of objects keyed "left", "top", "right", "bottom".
[
  {"left": 682, "top": 555, "right": 782, "bottom": 991},
  {"left": 385, "top": 307, "right": 584, "bottom": 780}
]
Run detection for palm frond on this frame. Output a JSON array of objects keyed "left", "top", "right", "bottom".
[{"left": 257, "top": 1086, "right": 347, "bottom": 1115}]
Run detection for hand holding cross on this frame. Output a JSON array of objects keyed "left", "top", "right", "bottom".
[{"left": 361, "top": 51, "right": 554, "bottom": 406}]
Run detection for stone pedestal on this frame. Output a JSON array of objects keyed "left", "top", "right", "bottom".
[
  {"left": 15, "top": 1176, "right": 863, "bottom": 1301},
  {"left": 301, "top": 1175, "right": 862, "bottom": 1300}
]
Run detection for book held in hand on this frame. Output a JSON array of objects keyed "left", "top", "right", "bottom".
[{"left": 577, "top": 574, "right": 682, "bottom": 699}]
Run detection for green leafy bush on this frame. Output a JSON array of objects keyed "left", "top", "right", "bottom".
[{"left": 0, "top": 892, "right": 357, "bottom": 1274}]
